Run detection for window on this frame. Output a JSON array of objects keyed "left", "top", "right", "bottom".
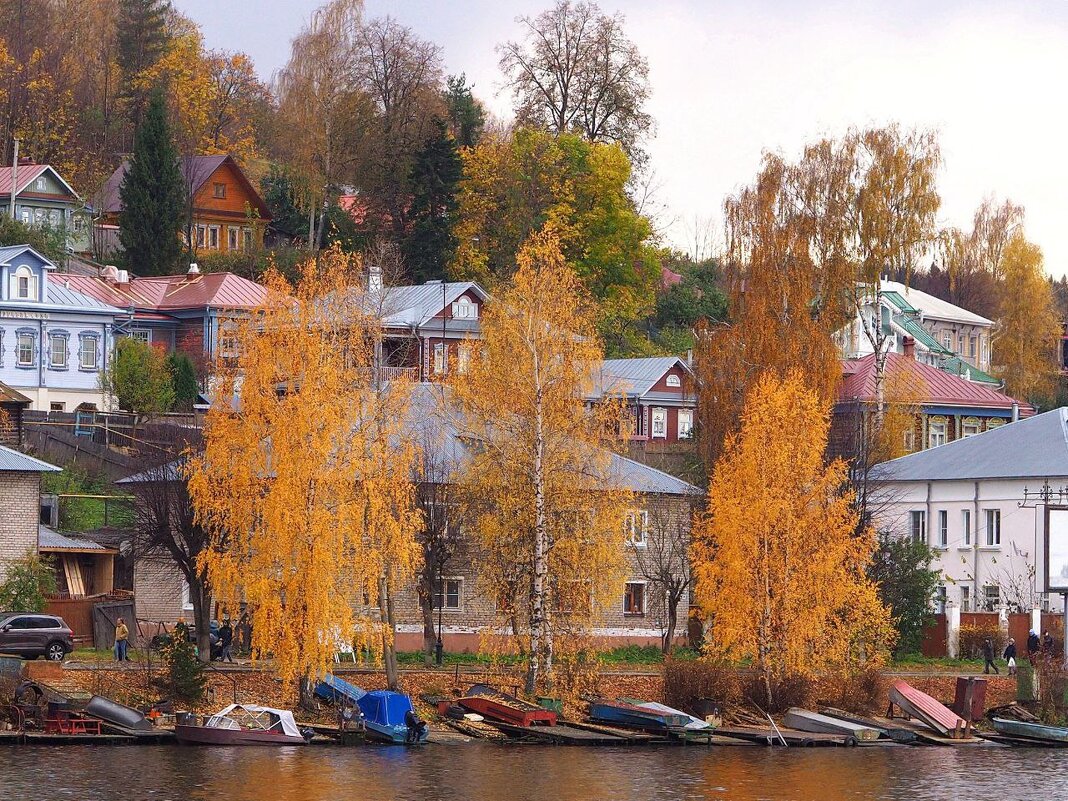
[
  {"left": 50, "top": 402, "right": 65, "bottom": 412},
  {"left": 208, "top": 226, "right": 220, "bottom": 249},
  {"left": 678, "top": 409, "right": 693, "bottom": 439},
  {"left": 665, "top": 374, "right": 681, "bottom": 388},
  {"left": 19, "top": 208, "right": 30, "bottom": 224},
  {"left": 962, "top": 509, "right": 971, "bottom": 547},
  {"left": 79, "top": 335, "right": 98, "bottom": 370},
  {"left": 935, "top": 585, "right": 947, "bottom": 614},
  {"left": 985, "top": 509, "right": 1001, "bottom": 546},
  {"left": 35, "top": 177, "right": 47, "bottom": 191},
  {"left": 983, "top": 584, "right": 1000, "bottom": 611},
  {"left": 910, "top": 510, "right": 926, "bottom": 543},
  {"left": 433, "top": 578, "right": 462, "bottom": 611},
  {"left": 433, "top": 342, "right": 446, "bottom": 375},
  {"left": 181, "top": 581, "right": 194, "bottom": 611},
  {"left": 243, "top": 227, "right": 253, "bottom": 251},
  {"left": 49, "top": 209, "right": 61, "bottom": 227},
  {"left": 218, "top": 321, "right": 239, "bottom": 359},
  {"left": 227, "top": 226, "right": 239, "bottom": 251},
  {"left": 48, "top": 333, "right": 68, "bottom": 369},
  {"left": 962, "top": 418, "right": 980, "bottom": 438},
  {"left": 623, "top": 582, "right": 646, "bottom": 616},
  {"left": 928, "top": 418, "right": 947, "bottom": 448},
  {"left": 196, "top": 225, "right": 206, "bottom": 247},
  {"left": 213, "top": 182, "right": 226, "bottom": 198},
  {"left": 16, "top": 332, "right": 34, "bottom": 367},
  {"left": 625, "top": 510, "right": 648, "bottom": 547},
  {"left": 130, "top": 329, "right": 151, "bottom": 344},
  {"left": 12, "top": 265, "right": 35, "bottom": 300},
  {"left": 456, "top": 343, "right": 472, "bottom": 375},
  {"left": 987, "top": 419, "right": 1004, "bottom": 430},
  {"left": 960, "top": 585, "right": 970, "bottom": 612},
  {"left": 937, "top": 510, "right": 948, "bottom": 548},
  {"left": 969, "top": 336, "right": 977, "bottom": 357},
  {"left": 942, "top": 332, "right": 951, "bottom": 349},
  {"left": 651, "top": 407, "right": 667, "bottom": 439},
  {"left": 903, "top": 428, "right": 916, "bottom": 452},
  {"left": 34, "top": 208, "right": 46, "bottom": 226},
  {"left": 452, "top": 298, "right": 478, "bottom": 319}
]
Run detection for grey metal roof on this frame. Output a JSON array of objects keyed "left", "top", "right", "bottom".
[
  {"left": 0, "top": 245, "right": 37, "bottom": 264},
  {"left": 871, "top": 407, "right": 1068, "bottom": 482},
  {"left": 38, "top": 525, "right": 111, "bottom": 552},
  {"left": 0, "top": 445, "right": 60, "bottom": 473},
  {"left": 376, "top": 281, "right": 488, "bottom": 328},
  {"left": 591, "top": 357, "right": 692, "bottom": 400},
  {"left": 882, "top": 280, "right": 992, "bottom": 327}
]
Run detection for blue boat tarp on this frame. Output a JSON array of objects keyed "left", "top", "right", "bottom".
[
  {"left": 358, "top": 690, "right": 414, "bottom": 727},
  {"left": 314, "top": 673, "right": 367, "bottom": 705}
]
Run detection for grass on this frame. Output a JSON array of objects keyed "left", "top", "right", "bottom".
[{"left": 890, "top": 653, "right": 986, "bottom": 671}]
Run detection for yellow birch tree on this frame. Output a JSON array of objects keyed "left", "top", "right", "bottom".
[
  {"left": 992, "top": 232, "right": 1060, "bottom": 404},
  {"left": 188, "top": 250, "right": 422, "bottom": 695},
  {"left": 692, "top": 372, "right": 893, "bottom": 708},
  {"left": 453, "top": 227, "right": 632, "bottom": 694}
]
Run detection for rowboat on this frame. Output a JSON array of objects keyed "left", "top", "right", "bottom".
[
  {"left": 175, "top": 704, "right": 309, "bottom": 746},
  {"left": 992, "top": 717, "right": 1068, "bottom": 745},
  {"left": 588, "top": 699, "right": 690, "bottom": 731},
  {"left": 458, "top": 684, "right": 557, "bottom": 727},
  {"left": 783, "top": 708, "right": 880, "bottom": 741},
  {"left": 888, "top": 679, "right": 969, "bottom": 738}
]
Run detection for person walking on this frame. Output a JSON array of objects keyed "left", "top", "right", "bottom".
[
  {"left": 1003, "top": 638, "right": 1017, "bottom": 675},
  {"left": 219, "top": 619, "right": 234, "bottom": 663},
  {"left": 1028, "top": 629, "right": 1041, "bottom": 665},
  {"left": 982, "top": 637, "right": 999, "bottom": 674},
  {"left": 114, "top": 617, "right": 130, "bottom": 662}
]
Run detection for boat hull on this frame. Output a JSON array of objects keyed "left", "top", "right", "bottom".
[
  {"left": 365, "top": 721, "right": 429, "bottom": 744},
  {"left": 589, "top": 701, "right": 688, "bottom": 731},
  {"left": 992, "top": 717, "right": 1068, "bottom": 744},
  {"left": 174, "top": 725, "right": 307, "bottom": 746},
  {"left": 888, "top": 679, "right": 967, "bottom": 737},
  {"left": 783, "top": 708, "right": 880, "bottom": 741}
]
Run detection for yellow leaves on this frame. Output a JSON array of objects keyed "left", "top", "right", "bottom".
[
  {"left": 189, "top": 248, "right": 422, "bottom": 683},
  {"left": 692, "top": 372, "right": 894, "bottom": 688}
]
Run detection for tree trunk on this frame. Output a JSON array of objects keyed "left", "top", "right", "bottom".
[
  {"left": 298, "top": 673, "right": 317, "bottom": 712},
  {"left": 662, "top": 595, "right": 678, "bottom": 655},
  {"left": 417, "top": 564, "right": 436, "bottom": 667},
  {"left": 378, "top": 575, "right": 400, "bottom": 691},
  {"left": 527, "top": 395, "right": 548, "bottom": 695},
  {"left": 190, "top": 576, "right": 212, "bottom": 663}
]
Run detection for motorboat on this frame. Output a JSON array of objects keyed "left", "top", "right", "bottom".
[{"left": 174, "top": 704, "right": 310, "bottom": 745}]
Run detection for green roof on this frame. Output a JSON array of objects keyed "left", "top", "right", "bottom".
[
  {"left": 937, "top": 355, "right": 1000, "bottom": 386},
  {"left": 883, "top": 291, "right": 920, "bottom": 315},
  {"left": 895, "top": 314, "right": 953, "bottom": 355}
]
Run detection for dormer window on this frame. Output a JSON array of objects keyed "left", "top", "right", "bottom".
[
  {"left": 665, "top": 374, "right": 681, "bottom": 388},
  {"left": 452, "top": 298, "right": 478, "bottom": 320},
  {"left": 11, "top": 266, "right": 36, "bottom": 300}
]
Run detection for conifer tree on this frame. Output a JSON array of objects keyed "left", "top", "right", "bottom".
[
  {"left": 117, "top": 0, "right": 172, "bottom": 119},
  {"left": 119, "top": 89, "right": 186, "bottom": 276},
  {"left": 404, "top": 119, "right": 462, "bottom": 283},
  {"left": 167, "top": 352, "right": 200, "bottom": 412}
]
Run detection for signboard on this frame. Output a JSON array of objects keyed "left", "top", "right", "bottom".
[{"left": 1044, "top": 506, "right": 1068, "bottom": 592}]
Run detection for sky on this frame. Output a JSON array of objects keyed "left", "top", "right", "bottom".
[{"left": 174, "top": 0, "right": 1068, "bottom": 275}]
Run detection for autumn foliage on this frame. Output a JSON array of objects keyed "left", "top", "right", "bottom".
[
  {"left": 188, "top": 250, "right": 422, "bottom": 686},
  {"left": 692, "top": 372, "right": 894, "bottom": 707}
]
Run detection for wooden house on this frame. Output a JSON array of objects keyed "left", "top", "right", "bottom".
[{"left": 0, "top": 162, "right": 89, "bottom": 253}]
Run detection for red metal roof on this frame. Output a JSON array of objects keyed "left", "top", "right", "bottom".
[
  {"left": 838, "top": 353, "right": 1033, "bottom": 413},
  {"left": 0, "top": 164, "right": 49, "bottom": 195},
  {"left": 49, "top": 272, "right": 267, "bottom": 312}
]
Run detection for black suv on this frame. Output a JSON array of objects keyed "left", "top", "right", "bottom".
[{"left": 0, "top": 613, "right": 74, "bottom": 661}]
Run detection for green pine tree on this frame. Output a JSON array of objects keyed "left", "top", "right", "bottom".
[
  {"left": 403, "top": 119, "right": 462, "bottom": 283},
  {"left": 167, "top": 352, "right": 200, "bottom": 412},
  {"left": 119, "top": 88, "right": 186, "bottom": 276},
  {"left": 117, "top": 0, "right": 172, "bottom": 119},
  {"left": 443, "top": 74, "right": 485, "bottom": 149}
]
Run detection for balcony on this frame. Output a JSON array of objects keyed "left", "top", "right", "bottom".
[{"left": 379, "top": 365, "right": 419, "bottom": 382}]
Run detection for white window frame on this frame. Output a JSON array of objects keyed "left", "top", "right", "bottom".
[
  {"left": 208, "top": 225, "right": 220, "bottom": 250},
  {"left": 242, "top": 227, "right": 253, "bottom": 251},
  {"left": 433, "top": 576, "right": 463, "bottom": 612},
  {"left": 227, "top": 226, "right": 239, "bottom": 251},
  {"left": 960, "top": 585, "right": 970, "bottom": 612},
  {"left": 433, "top": 342, "right": 446, "bottom": 375},
  {"left": 181, "top": 580, "right": 194, "bottom": 611},
  {"left": 79, "top": 334, "right": 99, "bottom": 370},
  {"left": 48, "top": 332, "right": 68, "bottom": 369},
  {"left": 985, "top": 509, "right": 1001, "bottom": 546},
  {"left": 962, "top": 509, "right": 971, "bottom": 547},
  {"left": 19, "top": 208, "right": 30, "bottom": 225},
  {"left": 928, "top": 419, "right": 947, "bottom": 448},
  {"left": 962, "top": 418, "right": 981, "bottom": 438},
  {"left": 942, "top": 333, "right": 951, "bottom": 349},
  {"left": 983, "top": 584, "right": 1000, "bottom": 611},
  {"left": 623, "top": 581, "right": 647, "bottom": 617},
  {"left": 969, "top": 336, "right": 977, "bottom": 357},
  {"left": 934, "top": 585, "right": 947, "bottom": 614},
  {"left": 451, "top": 298, "right": 478, "bottom": 320},
  {"left": 624, "top": 510, "right": 648, "bottom": 547},
  {"left": 910, "top": 510, "right": 926, "bottom": 543},
  {"left": 16, "top": 332, "right": 34, "bottom": 367},
  {"left": 13, "top": 265, "right": 36, "bottom": 300},
  {"left": 677, "top": 409, "right": 693, "bottom": 439},
  {"left": 651, "top": 407, "right": 667, "bottom": 439},
  {"left": 196, "top": 225, "right": 206, "bottom": 248},
  {"left": 903, "top": 428, "right": 916, "bottom": 452},
  {"left": 35, "top": 177, "right": 47, "bottom": 191},
  {"left": 456, "top": 343, "right": 471, "bottom": 375},
  {"left": 665, "top": 374, "right": 681, "bottom": 388},
  {"left": 130, "top": 329, "right": 151, "bottom": 345},
  {"left": 937, "top": 509, "right": 948, "bottom": 548}
]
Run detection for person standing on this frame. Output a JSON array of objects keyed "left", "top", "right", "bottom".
[
  {"left": 1043, "top": 630, "right": 1055, "bottom": 658},
  {"left": 114, "top": 618, "right": 130, "bottom": 662},
  {"left": 219, "top": 619, "right": 234, "bottom": 663},
  {"left": 1028, "top": 629, "right": 1041, "bottom": 665},
  {"left": 1003, "top": 638, "right": 1017, "bottom": 675},
  {"left": 982, "top": 637, "right": 999, "bottom": 674}
]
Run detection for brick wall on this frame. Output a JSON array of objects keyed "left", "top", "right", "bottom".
[
  {"left": 134, "top": 551, "right": 190, "bottom": 623},
  {"left": 0, "top": 471, "right": 41, "bottom": 583}
]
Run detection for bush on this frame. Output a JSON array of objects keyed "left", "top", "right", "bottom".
[
  {"left": 663, "top": 657, "right": 740, "bottom": 716},
  {"left": 817, "top": 667, "right": 884, "bottom": 715},
  {"left": 0, "top": 551, "right": 57, "bottom": 611},
  {"left": 959, "top": 621, "right": 1002, "bottom": 659},
  {"left": 153, "top": 622, "right": 206, "bottom": 705}
]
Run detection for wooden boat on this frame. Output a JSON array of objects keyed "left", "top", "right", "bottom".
[
  {"left": 175, "top": 704, "right": 309, "bottom": 746},
  {"left": 992, "top": 717, "right": 1068, "bottom": 745},
  {"left": 887, "top": 679, "right": 968, "bottom": 738},
  {"left": 357, "top": 690, "right": 429, "bottom": 744},
  {"left": 817, "top": 707, "right": 917, "bottom": 743},
  {"left": 588, "top": 699, "right": 690, "bottom": 731},
  {"left": 458, "top": 684, "right": 557, "bottom": 727},
  {"left": 784, "top": 708, "right": 880, "bottom": 741}
]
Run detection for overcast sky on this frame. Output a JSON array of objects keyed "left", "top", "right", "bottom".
[{"left": 174, "top": 0, "right": 1068, "bottom": 275}]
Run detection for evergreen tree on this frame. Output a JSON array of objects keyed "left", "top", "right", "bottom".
[
  {"left": 260, "top": 170, "right": 308, "bottom": 244},
  {"left": 868, "top": 535, "right": 940, "bottom": 657},
  {"left": 119, "top": 89, "right": 186, "bottom": 276},
  {"left": 117, "top": 0, "right": 172, "bottom": 119},
  {"left": 167, "top": 352, "right": 199, "bottom": 412},
  {"left": 443, "top": 74, "right": 485, "bottom": 149},
  {"left": 403, "top": 119, "right": 462, "bottom": 283}
]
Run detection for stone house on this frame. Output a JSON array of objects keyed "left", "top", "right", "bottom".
[{"left": 0, "top": 443, "right": 60, "bottom": 584}]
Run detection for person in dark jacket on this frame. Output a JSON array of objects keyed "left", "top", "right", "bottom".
[
  {"left": 1043, "top": 631, "right": 1055, "bottom": 657},
  {"left": 219, "top": 620, "right": 234, "bottom": 663},
  {"left": 1003, "top": 638, "right": 1017, "bottom": 675},
  {"left": 1028, "top": 630, "right": 1041, "bottom": 664},
  {"left": 982, "top": 638, "right": 999, "bottom": 674}
]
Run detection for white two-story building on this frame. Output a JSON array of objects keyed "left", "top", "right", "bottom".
[
  {"left": 871, "top": 408, "right": 1068, "bottom": 614},
  {"left": 0, "top": 245, "right": 121, "bottom": 412}
]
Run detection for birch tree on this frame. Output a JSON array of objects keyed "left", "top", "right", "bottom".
[{"left": 453, "top": 227, "right": 631, "bottom": 694}]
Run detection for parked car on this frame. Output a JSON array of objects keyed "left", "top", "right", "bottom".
[{"left": 0, "top": 613, "right": 74, "bottom": 661}]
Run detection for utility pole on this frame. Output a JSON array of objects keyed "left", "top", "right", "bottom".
[{"left": 10, "top": 137, "right": 19, "bottom": 219}]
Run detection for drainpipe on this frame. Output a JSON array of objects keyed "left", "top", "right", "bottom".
[
  {"left": 925, "top": 481, "right": 933, "bottom": 550},
  {"left": 973, "top": 481, "right": 980, "bottom": 608}
]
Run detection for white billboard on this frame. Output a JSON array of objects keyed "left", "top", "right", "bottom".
[{"left": 1045, "top": 507, "right": 1068, "bottom": 592}]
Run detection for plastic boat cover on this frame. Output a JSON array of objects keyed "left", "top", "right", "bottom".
[
  {"left": 357, "top": 691, "right": 414, "bottom": 727},
  {"left": 636, "top": 701, "right": 712, "bottom": 730},
  {"left": 206, "top": 704, "right": 301, "bottom": 738}
]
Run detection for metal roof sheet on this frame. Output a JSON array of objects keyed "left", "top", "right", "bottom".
[
  {"left": 592, "top": 357, "right": 692, "bottom": 399},
  {"left": 882, "top": 280, "right": 992, "bottom": 327},
  {"left": 883, "top": 291, "right": 919, "bottom": 315},
  {"left": 937, "top": 355, "right": 1000, "bottom": 386},
  {"left": 895, "top": 315, "right": 952, "bottom": 355},
  {"left": 377, "top": 281, "right": 488, "bottom": 327},
  {"left": 872, "top": 407, "right": 1068, "bottom": 482},
  {"left": 0, "top": 382, "right": 31, "bottom": 404},
  {"left": 38, "top": 525, "right": 112, "bottom": 552},
  {"left": 51, "top": 272, "right": 266, "bottom": 312},
  {"left": 0, "top": 445, "right": 60, "bottom": 472},
  {"left": 0, "top": 164, "right": 48, "bottom": 195}
]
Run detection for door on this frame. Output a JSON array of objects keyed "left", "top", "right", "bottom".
[{"left": 0, "top": 616, "right": 37, "bottom": 655}]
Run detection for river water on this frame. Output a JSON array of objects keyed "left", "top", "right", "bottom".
[{"left": 2, "top": 742, "right": 1066, "bottom": 801}]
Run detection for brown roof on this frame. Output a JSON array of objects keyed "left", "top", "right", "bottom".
[
  {"left": 0, "top": 164, "right": 77, "bottom": 198},
  {"left": 98, "top": 155, "right": 270, "bottom": 219},
  {"left": 0, "top": 382, "right": 31, "bottom": 405},
  {"left": 50, "top": 272, "right": 267, "bottom": 312},
  {"left": 838, "top": 353, "right": 1034, "bottom": 413}
]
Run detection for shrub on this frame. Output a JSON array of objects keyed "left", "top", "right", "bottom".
[
  {"left": 0, "top": 551, "right": 57, "bottom": 611},
  {"left": 738, "top": 672, "right": 815, "bottom": 715},
  {"left": 959, "top": 621, "right": 1001, "bottom": 659},
  {"left": 663, "top": 657, "right": 740, "bottom": 716},
  {"left": 153, "top": 622, "right": 206, "bottom": 705},
  {"left": 817, "top": 667, "right": 884, "bottom": 714}
]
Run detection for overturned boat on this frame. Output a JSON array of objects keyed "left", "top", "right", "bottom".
[{"left": 175, "top": 704, "right": 310, "bottom": 746}]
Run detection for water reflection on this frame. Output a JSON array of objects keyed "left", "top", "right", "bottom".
[{"left": 2, "top": 742, "right": 1068, "bottom": 801}]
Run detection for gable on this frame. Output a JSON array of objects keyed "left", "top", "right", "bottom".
[
  {"left": 20, "top": 167, "right": 78, "bottom": 201},
  {"left": 191, "top": 159, "right": 271, "bottom": 221}
]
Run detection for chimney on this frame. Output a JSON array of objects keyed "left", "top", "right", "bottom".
[
  {"left": 902, "top": 335, "right": 915, "bottom": 361},
  {"left": 101, "top": 264, "right": 120, "bottom": 283},
  {"left": 367, "top": 262, "right": 382, "bottom": 293},
  {"left": 1012, "top": 402, "right": 1020, "bottom": 422},
  {"left": 187, "top": 263, "right": 200, "bottom": 276}
]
